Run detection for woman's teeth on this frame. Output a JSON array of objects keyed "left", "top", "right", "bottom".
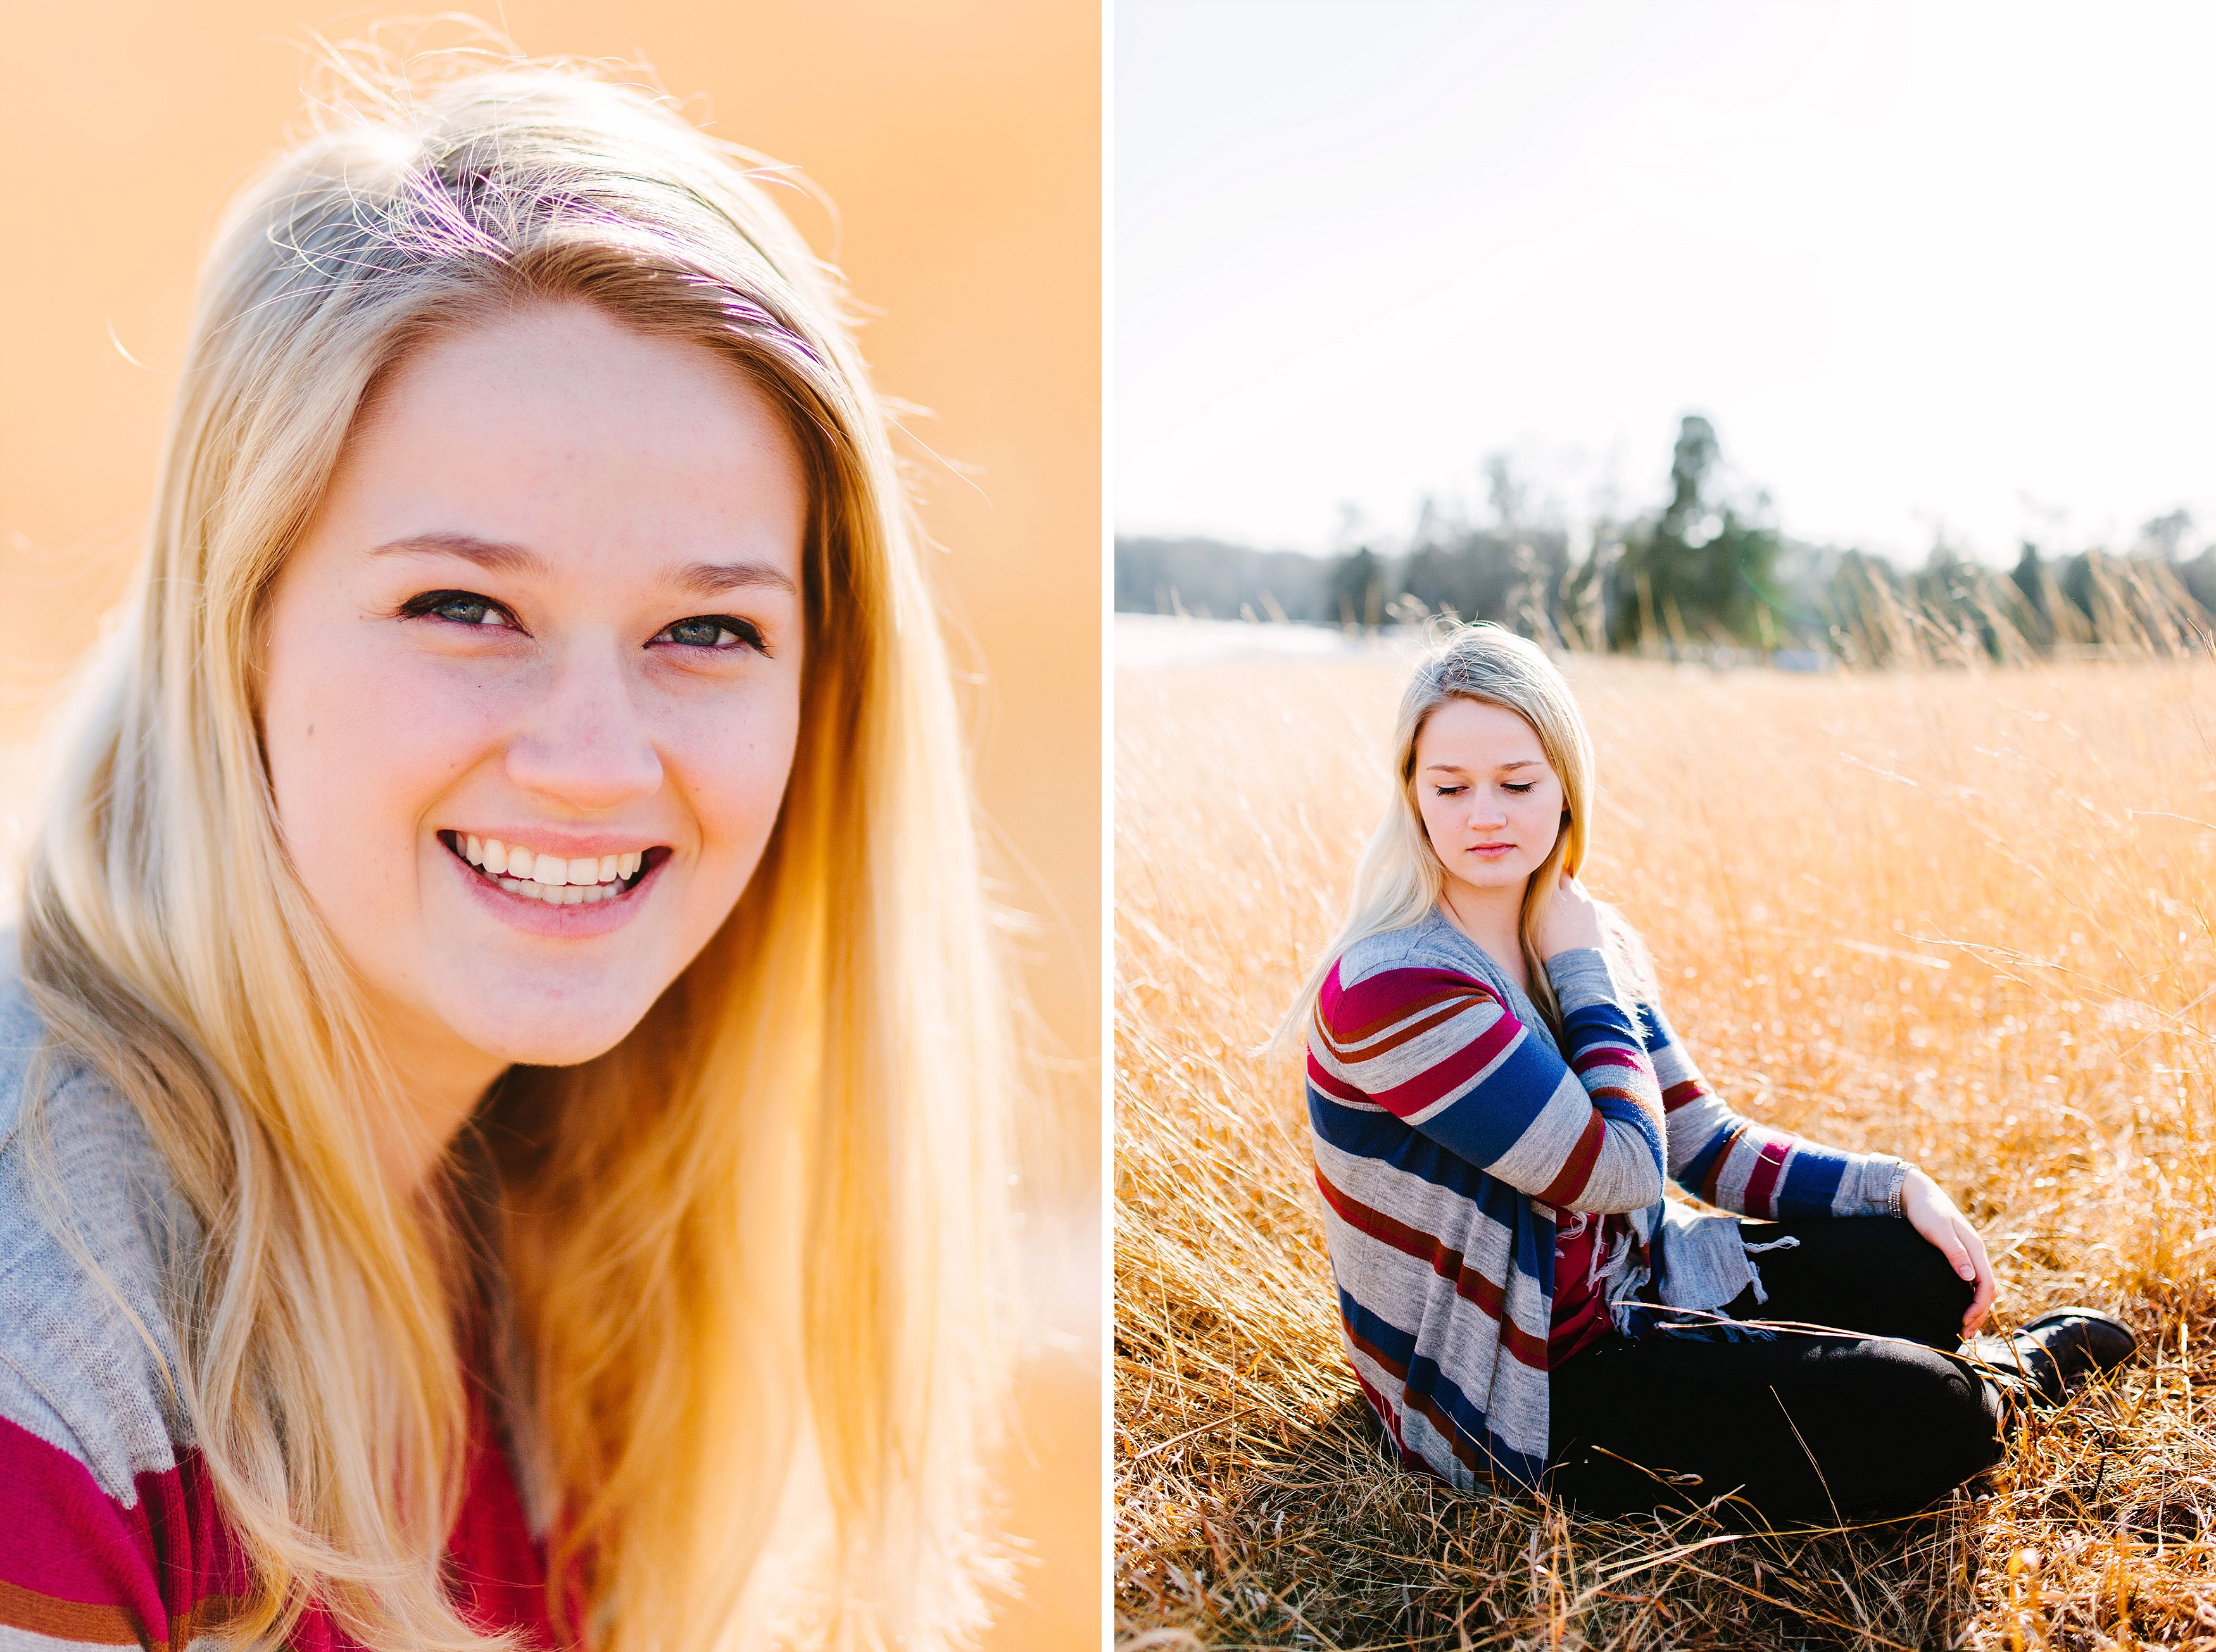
[{"left": 456, "top": 833, "right": 645, "bottom": 905}]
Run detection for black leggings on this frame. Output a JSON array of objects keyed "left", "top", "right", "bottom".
[{"left": 1546, "top": 1215, "right": 2005, "bottom": 1522}]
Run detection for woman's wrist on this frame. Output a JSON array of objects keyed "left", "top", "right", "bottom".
[
  {"left": 1543, "top": 945, "right": 1619, "bottom": 1012},
  {"left": 1891, "top": 1160, "right": 1922, "bottom": 1216}
]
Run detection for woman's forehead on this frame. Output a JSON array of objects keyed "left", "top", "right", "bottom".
[
  {"left": 313, "top": 302, "right": 809, "bottom": 593},
  {"left": 1418, "top": 697, "right": 1549, "bottom": 764}
]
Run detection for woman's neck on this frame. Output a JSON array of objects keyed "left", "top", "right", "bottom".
[
  {"left": 362, "top": 988, "right": 512, "bottom": 1198},
  {"left": 1439, "top": 876, "right": 1530, "bottom": 994}
]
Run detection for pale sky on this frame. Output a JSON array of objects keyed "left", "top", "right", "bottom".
[{"left": 1117, "top": 0, "right": 2216, "bottom": 563}]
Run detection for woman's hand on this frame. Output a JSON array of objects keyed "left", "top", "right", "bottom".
[
  {"left": 1901, "top": 1168, "right": 1995, "bottom": 1336},
  {"left": 1532, "top": 868, "right": 1605, "bottom": 960}
]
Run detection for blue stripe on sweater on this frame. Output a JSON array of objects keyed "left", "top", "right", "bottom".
[
  {"left": 1416, "top": 1031, "right": 1582, "bottom": 1167},
  {"left": 1773, "top": 1149, "right": 1848, "bottom": 1216},
  {"left": 1631, "top": 1000, "right": 1672, "bottom": 1052},
  {"left": 1309, "top": 1083, "right": 1542, "bottom": 1270},
  {"left": 1337, "top": 1285, "right": 1547, "bottom": 1490},
  {"left": 1675, "top": 1124, "right": 1732, "bottom": 1193},
  {"left": 1561, "top": 997, "right": 1644, "bottom": 1049},
  {"left": 1595, "top": 1087, "right": 1668, "bottom": 1178}
]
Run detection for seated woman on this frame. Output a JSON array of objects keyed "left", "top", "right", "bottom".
[{"left": 1283, "top": 623, "right": 2134, "bottom": 1522}]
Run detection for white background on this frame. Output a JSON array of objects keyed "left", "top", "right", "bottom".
[{"left": 1118, "top": 0, "right": 2216, "bottom": 562}]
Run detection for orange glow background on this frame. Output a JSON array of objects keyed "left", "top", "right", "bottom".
[{"left": 0, "top": 3, "right": 1099, "bottom": 1644}]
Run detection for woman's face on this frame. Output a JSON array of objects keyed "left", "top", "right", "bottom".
[
  {"left": 1412, "top": 697, "right": 1567, "bottom": 897},
  {"left": 261, "top": 300, "right": 807, "bottom": 1095}
]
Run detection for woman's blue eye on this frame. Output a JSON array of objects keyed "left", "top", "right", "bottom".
[
  {"left": 401, "top": 590, "right": 517, "bottom": 629},
  {"left": 656, "top": 615, "right": 766, "bottom": 653}
]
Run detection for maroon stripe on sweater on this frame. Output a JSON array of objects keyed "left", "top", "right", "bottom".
[
  {"left": 1322, "top": 964, "right": 1501, "bottom": 1046},
  {"left": 0, "top": 1579, "right": 139, "bottom": 1647},
  {"left": 0, "top": 1414, "right": 221, "bottom": 1646},
  {"left": 1570, "top": 1044, "right": 1641, "bottom": 1075},
  {"left": 1342, "top": 1316, "right": 1485, "bottom": 1474},
  {"left": 0, "top": 1390, "right": 569, "bottom": 1651},
  {"left": 1314, "top": 1166, "right": 1548, "bottom": 1370},
  {"left": 1366, "top": 1012, "right": 1520, "bottom": 1120},
  {"left": 1662, "top": 1078, "right": 1708, "bottom": 1113},
  {"left": 1534, "top": 1109, "right": 1608, "bottom": 1207},
  {"left": 1741, "top": 1134, "right": 1792, "bottom": 1220},
  {"left": 1699, "top": 1122, "right": 1747, "bottom": 1204},
  {"left": 1305, "top": 1048, "right": 1369, "bottom": 1105},
  {"left": 1335, "top": 993, "right": 1484, "bottom": 1063}
]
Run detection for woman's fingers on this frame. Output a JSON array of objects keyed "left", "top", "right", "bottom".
[
  {"left": 1906, "top": 1170, "right": 1996, "bottom": 1335},
  {"left": 1932, "top": 1220, "right": 1974, "bottom": 1280},
  {"left": 1959, "top": 1216, "right": 1997, "bottom": 1334}
]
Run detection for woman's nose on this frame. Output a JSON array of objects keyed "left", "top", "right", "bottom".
[{"left": 502, "top": 629, "right": 663, "bottom": 809}]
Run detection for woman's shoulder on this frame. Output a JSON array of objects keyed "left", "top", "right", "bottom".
[
  {"left": 1333, "top": 909, "right": 1492, "bottom": 983},
  {"left": 0, "top": 933, "right": 201, "bottom": 1503}
]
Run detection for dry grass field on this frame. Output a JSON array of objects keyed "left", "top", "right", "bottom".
[{"left": 1116, "top": 638, "right": 2216, "bottom": 1650}]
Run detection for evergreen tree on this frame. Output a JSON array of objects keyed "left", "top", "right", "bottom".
[
  {"left": 1330, "top": 545, "right": 1383, "bottom": 629},
  {"left": 1608, "top": 415, "right": 1782, "bottom": 649}
]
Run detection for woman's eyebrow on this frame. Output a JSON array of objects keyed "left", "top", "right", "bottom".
[
  {"left": 673, "top": 559, "right": 798, "bottom": 598},
  {"left": 370, "top": 531, "right": 538, "bottom": 573},
  {"left": 367, "top": 534, "right": 796, "bottom": 597}
]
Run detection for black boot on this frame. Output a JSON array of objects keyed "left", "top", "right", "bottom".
[{"left": 1965, "top": 1306, "right": 2138, "bottom": 1406}]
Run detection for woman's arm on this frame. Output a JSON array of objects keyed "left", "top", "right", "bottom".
[
  {"left": 1642, "top": 997, "right": 1994, "bottom": 1329},
  {"left": 1307, "top": 905, "right": 1666, "bottom": 1214},
  {"left": 1639, "top": 997, "right": 1904, "bottom": 1220}
]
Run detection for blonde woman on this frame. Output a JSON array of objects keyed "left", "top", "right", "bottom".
[
  {"left": 1, "top": 48, "right": 1009, "bottom": 1652},
  {"left": 1287, "top": 624, "right": 2135, "bottom": 1520}
]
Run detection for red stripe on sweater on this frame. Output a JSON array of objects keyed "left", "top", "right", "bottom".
[
  {"left": 0, "top": 1391, "right": 568, "bottom": 1651},
  {"left": 1322, "top": 964, "right": 1501, "bottom": 1047},
  {"left": 1662, "top": 1078, "right": 1708, "bottom": 1113},
  {"left": 1365, "top": 1012, "right": 1521, "bottom": 1120},
  {"left": 1570, "top": 1044, "right": 1641, "bottom": 1075},
  {"left": 1534, "top": 1109, "right": 1608, "bottom": 1207},
  {"left": 1314, "top": 1166, "right": 1548, "bottom": 1370},
  {"left": 1305, "top": 1049, "right": 1369, "bottom": 1105},
  {"left": 1742, "top": 1135, "right": 1792, "bottom": 1220}
]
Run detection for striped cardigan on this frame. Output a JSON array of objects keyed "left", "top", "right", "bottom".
[
  {"left": 1306, "top": 909, "right": 1906, "bottom": 1492},
  {"left": 0, "top": 946, "right": 569, "bottom": 1650}
]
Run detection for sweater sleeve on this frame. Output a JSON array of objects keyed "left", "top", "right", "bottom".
[
  {"left": 1308, "top": 947, "right": 1666, "bottom": 1213},
  {"left": 1637, "top": 995, "right": 1906, "bottom": 1218},
  {"left": 0, "top": 1414, "right": 234, "bottom": 1651}
]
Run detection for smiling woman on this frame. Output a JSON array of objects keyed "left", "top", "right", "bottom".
[
  {"left": 2, "top": 43, "right": 1010, "bottom": 1652},
  {"left": 263, "top": 306, "right": 813, "bottom": 1146}
]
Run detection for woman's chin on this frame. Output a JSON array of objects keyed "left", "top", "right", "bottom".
[
  {"left": 1445, "top": 859, "right": 1531, "bottom": 896},
  {"left": 430, "top": 990, "right": 654, "bottom": 1072}
]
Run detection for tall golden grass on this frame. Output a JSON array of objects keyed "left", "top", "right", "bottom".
[{"left": 1116, "top": 641, "right": 2216, "bottom": 1650}]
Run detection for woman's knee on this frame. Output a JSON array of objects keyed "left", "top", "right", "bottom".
[
  {"left": 1853, "top": 1344, "right": 2004, "bottom": 1499},
  {"left": 1867, "top": 1216, "right": 1976, "bottom": 1344}
]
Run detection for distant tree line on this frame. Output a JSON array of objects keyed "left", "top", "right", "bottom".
[{"left": 1117, "top": 414, "right": 2214, "bottom": 663}]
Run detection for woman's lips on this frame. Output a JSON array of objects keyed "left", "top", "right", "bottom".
[
  {"left": 1468, "top": 843, "right": 1516, "bottom": 857},
  {"left": 443, "top": 833, "right": 672, "bottom": 935}
]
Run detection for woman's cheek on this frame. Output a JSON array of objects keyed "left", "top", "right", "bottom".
[
  {"left": 1416, "top": 799, "right": 1451, "bottom": 861},
  {"left": 675, "top": 692, "right": 803, "bottom": 902},
  {"left": 293, "top": 663, "right": 474, "bottom": 905}
]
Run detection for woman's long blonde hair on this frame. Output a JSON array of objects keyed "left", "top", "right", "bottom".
[
  {"left": 1281, "top": 623, "right": 1646, "bottom": 1045},
  {"left": 17, "top": 40, "right": 1009, "bottom": 1652}
]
